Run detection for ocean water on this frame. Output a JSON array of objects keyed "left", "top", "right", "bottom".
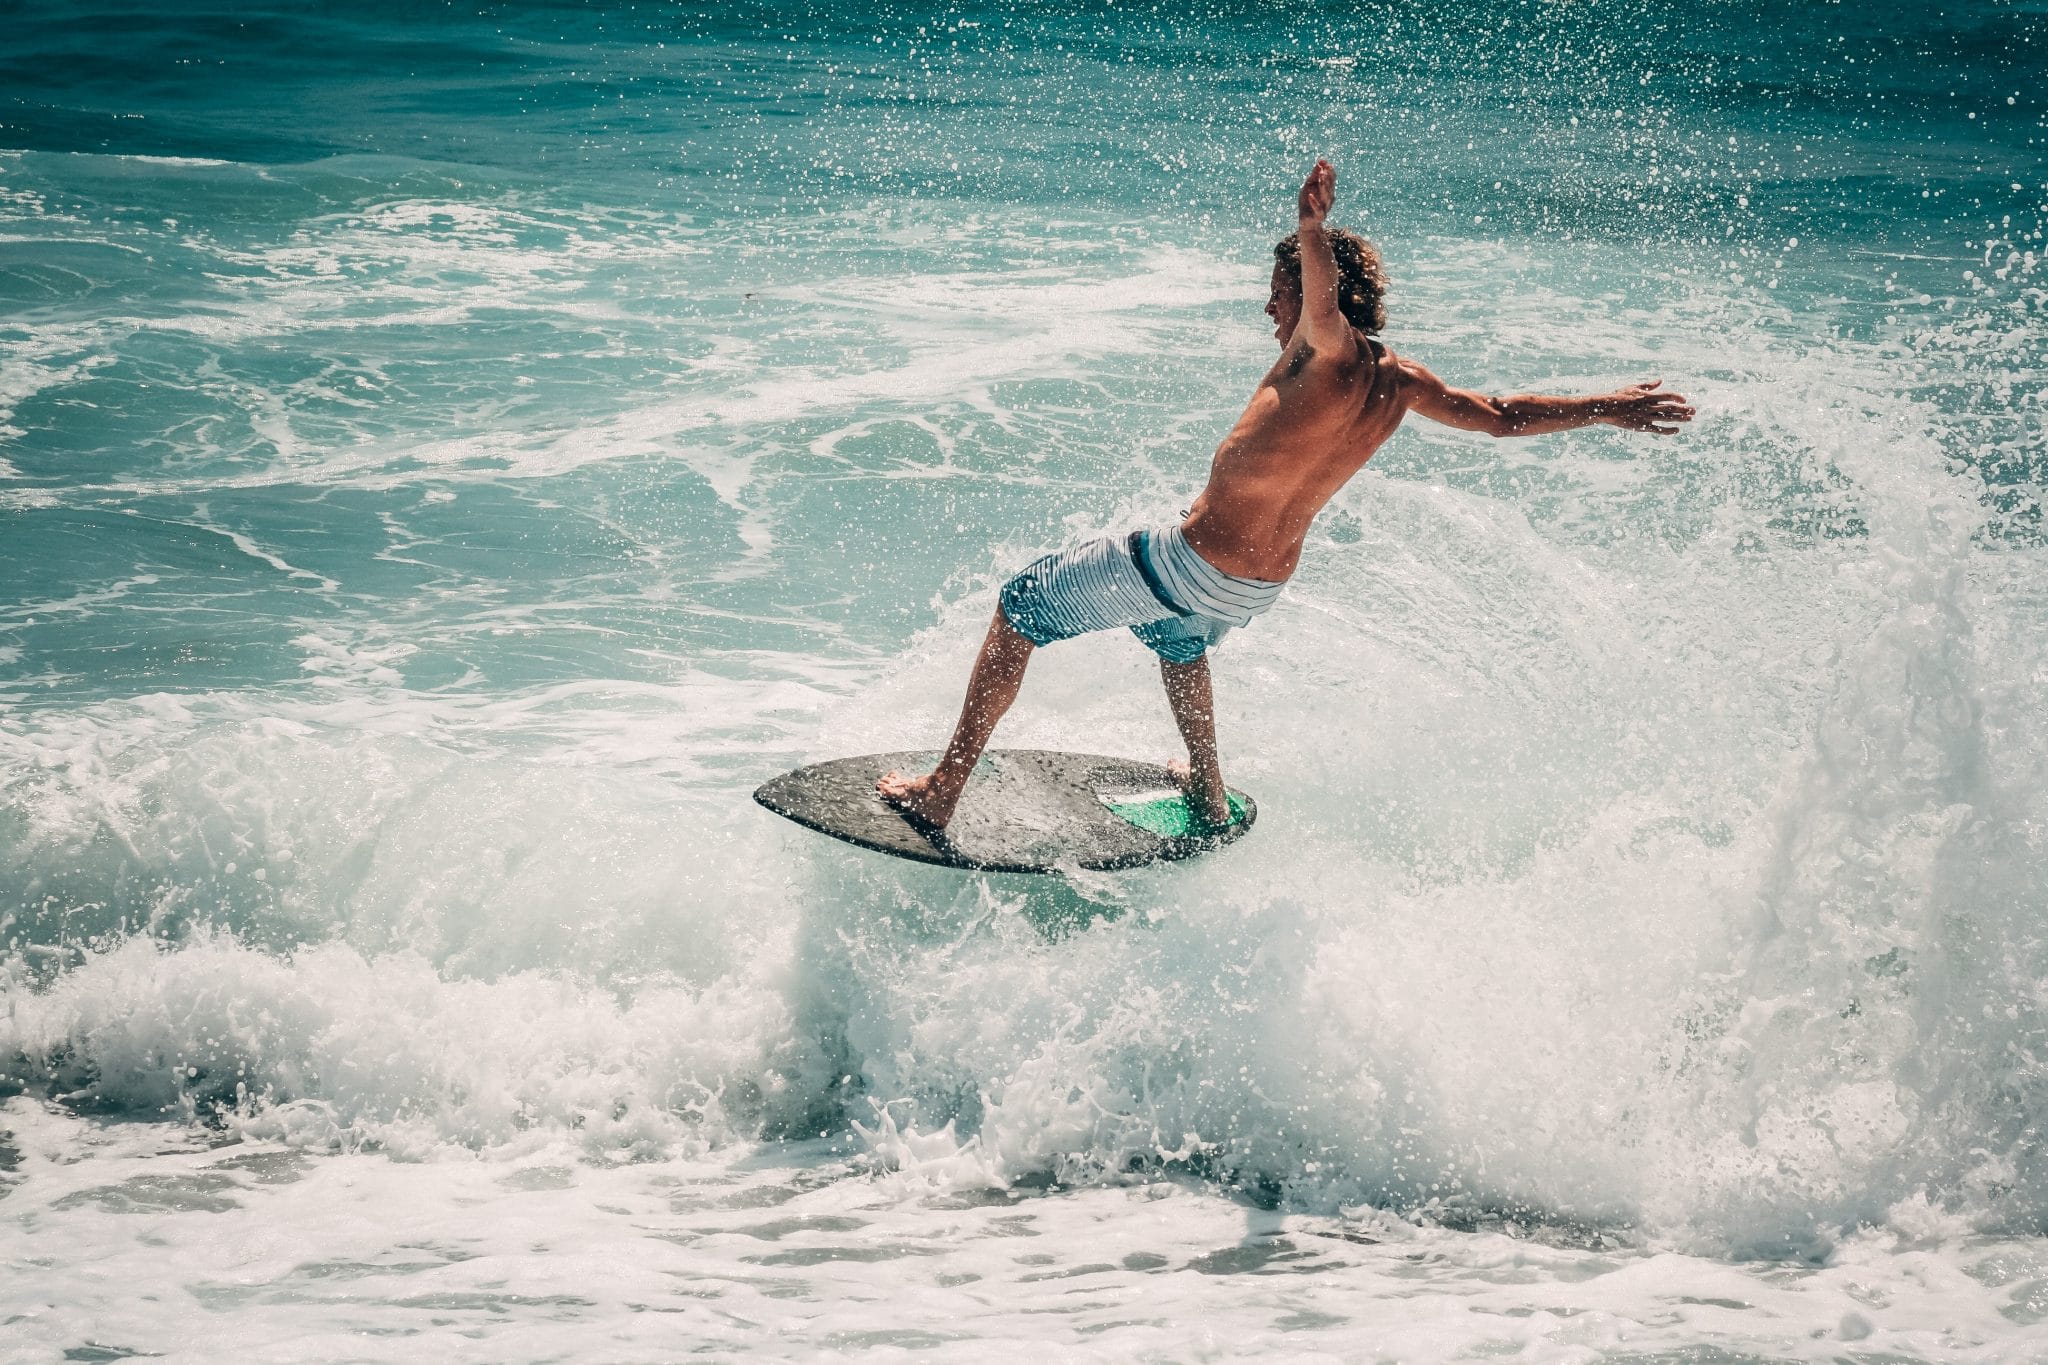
[{"left": 2, "top": 1, "right": 2045, "bottom": 1358}]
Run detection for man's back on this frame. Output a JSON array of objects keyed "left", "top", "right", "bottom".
[{"left": 1184, "top": 324, "right": 1407, "bottom": 583}]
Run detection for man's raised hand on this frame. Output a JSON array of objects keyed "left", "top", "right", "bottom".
[
  {"left": 1601, "top": 380, "right": 1696, "bottom": 436},
  {"left": 1297, "top": 159, "right": 1336, "bottom": 226}
]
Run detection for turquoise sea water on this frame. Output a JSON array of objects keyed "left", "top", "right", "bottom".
[{"left": 3, "top": 3, "right": 2046, "bottom": 1359}]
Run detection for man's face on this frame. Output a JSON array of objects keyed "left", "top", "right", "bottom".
[{"left": 1265, "top": 263, "right": 1302, "bottom": 347}]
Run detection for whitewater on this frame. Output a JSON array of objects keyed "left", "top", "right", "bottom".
[{"left": 3, "top": 2, "right": 2045, "bottom": 1359}]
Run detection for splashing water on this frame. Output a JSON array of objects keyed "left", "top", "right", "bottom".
[{"left": 3, "top": 1, "right": 2045, "bottom": 1357}]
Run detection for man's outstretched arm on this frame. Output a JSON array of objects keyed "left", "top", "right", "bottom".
[{"left": 1403, "top": 360, "right": 1695, "bottom": 437}]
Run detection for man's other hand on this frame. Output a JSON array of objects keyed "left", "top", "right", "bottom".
[
  {"left": 1297, "top": 159, "right": 1335, "bottom": 226},
  {"left": 1601, "top": 380, "right": 1695, "bottom": 435}
]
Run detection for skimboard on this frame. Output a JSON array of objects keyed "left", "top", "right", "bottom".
[{"left": 752, "top": 749, "right": 1256, "bottom": 873}]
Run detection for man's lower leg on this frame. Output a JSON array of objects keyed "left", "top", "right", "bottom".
[
  {"left": 1160, "top": 654, "right": 1232, "bottom": 826},
  {"left": 876, "top": 610, "right": 1036, "bottom": 828}
]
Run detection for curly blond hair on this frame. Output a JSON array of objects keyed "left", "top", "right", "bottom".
[{"left": 1273, "top": 228, "right": 1388, "bottom": 334}]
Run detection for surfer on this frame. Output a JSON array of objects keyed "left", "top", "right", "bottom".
[{"left": 879, "top": 159, "right": 1694, "bottom": 832}]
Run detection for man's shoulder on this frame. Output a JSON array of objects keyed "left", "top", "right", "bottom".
[
  {"left": 1289, "top": 329, "right": 1403, "bottom": 390},
  {"left": 1313, "top": 327, "right": 1394, "bottom": 375},
  {"left": 1386, "top": 349, "right": 1441, "bottom": 391},
  {"left": 1351, "top": 330, "right": 1407, "bottom": 373}
]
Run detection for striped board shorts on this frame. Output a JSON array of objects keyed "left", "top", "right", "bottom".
[{"left": 997, "top": 524, "right": 1284, "bottom": 664}]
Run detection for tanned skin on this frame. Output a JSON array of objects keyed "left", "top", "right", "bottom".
[{"left": 879, "top": 159, "right": 1695, "bottom": 832}]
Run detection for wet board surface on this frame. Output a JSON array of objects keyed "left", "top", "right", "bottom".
[{"left": 753, "top": 749, "right": 1257, "bottom": 873}]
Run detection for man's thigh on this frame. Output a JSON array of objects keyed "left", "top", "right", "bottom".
[{"left": 1000, "top": 535, "right": 1174, "bottom": 646}]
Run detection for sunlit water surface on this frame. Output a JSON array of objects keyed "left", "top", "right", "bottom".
[{"left": 3, "top": 2, "right": 2046, "bottom": 1359}]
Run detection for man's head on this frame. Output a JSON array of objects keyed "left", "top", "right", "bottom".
[{"left": 1267, "top": 228, "right": 1388, "bottom": 345}]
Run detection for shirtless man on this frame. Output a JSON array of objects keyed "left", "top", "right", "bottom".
[{"left": 879, "top": 159, "right": 1694, "bottom": 831}]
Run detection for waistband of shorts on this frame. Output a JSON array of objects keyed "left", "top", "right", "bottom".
[
  {"left": 1125, "top": 530, "right": 1186, "bottom": 616},
  {"left": 1140, "top": 524, "right": 1284, "bottom": 625}
]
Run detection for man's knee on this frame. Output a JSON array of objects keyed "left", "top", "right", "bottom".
[{"left": 990, "top": 605, "right": 1037, "bottom": 655}]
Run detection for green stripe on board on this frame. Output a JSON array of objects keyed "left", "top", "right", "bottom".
[{"left": 1105, "top": 792, "right": 1247, "bottom": 839}]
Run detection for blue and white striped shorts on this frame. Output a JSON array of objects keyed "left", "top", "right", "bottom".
[{"left": 998, "top": 525, "right": 1283, "bottom": 664}]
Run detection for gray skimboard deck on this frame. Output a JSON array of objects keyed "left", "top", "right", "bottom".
[{"left": 753, "top": 749, "right": 1257, "bottom": 873}]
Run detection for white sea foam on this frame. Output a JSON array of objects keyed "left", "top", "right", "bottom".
[
  {"left": 3, "top": 1096, "right": 2036, "bottom": 1361},
  {"left": 0, "top": 324, "right": 114, "bottom": 446},
  {"left": 1, "top": 933, "right": 813, "bottom": 1160},
  {"left": 99, "top": 154, "right": 235, "bottom": 167}
]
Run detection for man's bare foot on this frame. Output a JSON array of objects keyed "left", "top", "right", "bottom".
[
  {"left": 1166, "top": 759, "right": 1234, "bottom": 832},
  {"left": 876, "top": 769, "right": 960, "bottom": 834}
]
